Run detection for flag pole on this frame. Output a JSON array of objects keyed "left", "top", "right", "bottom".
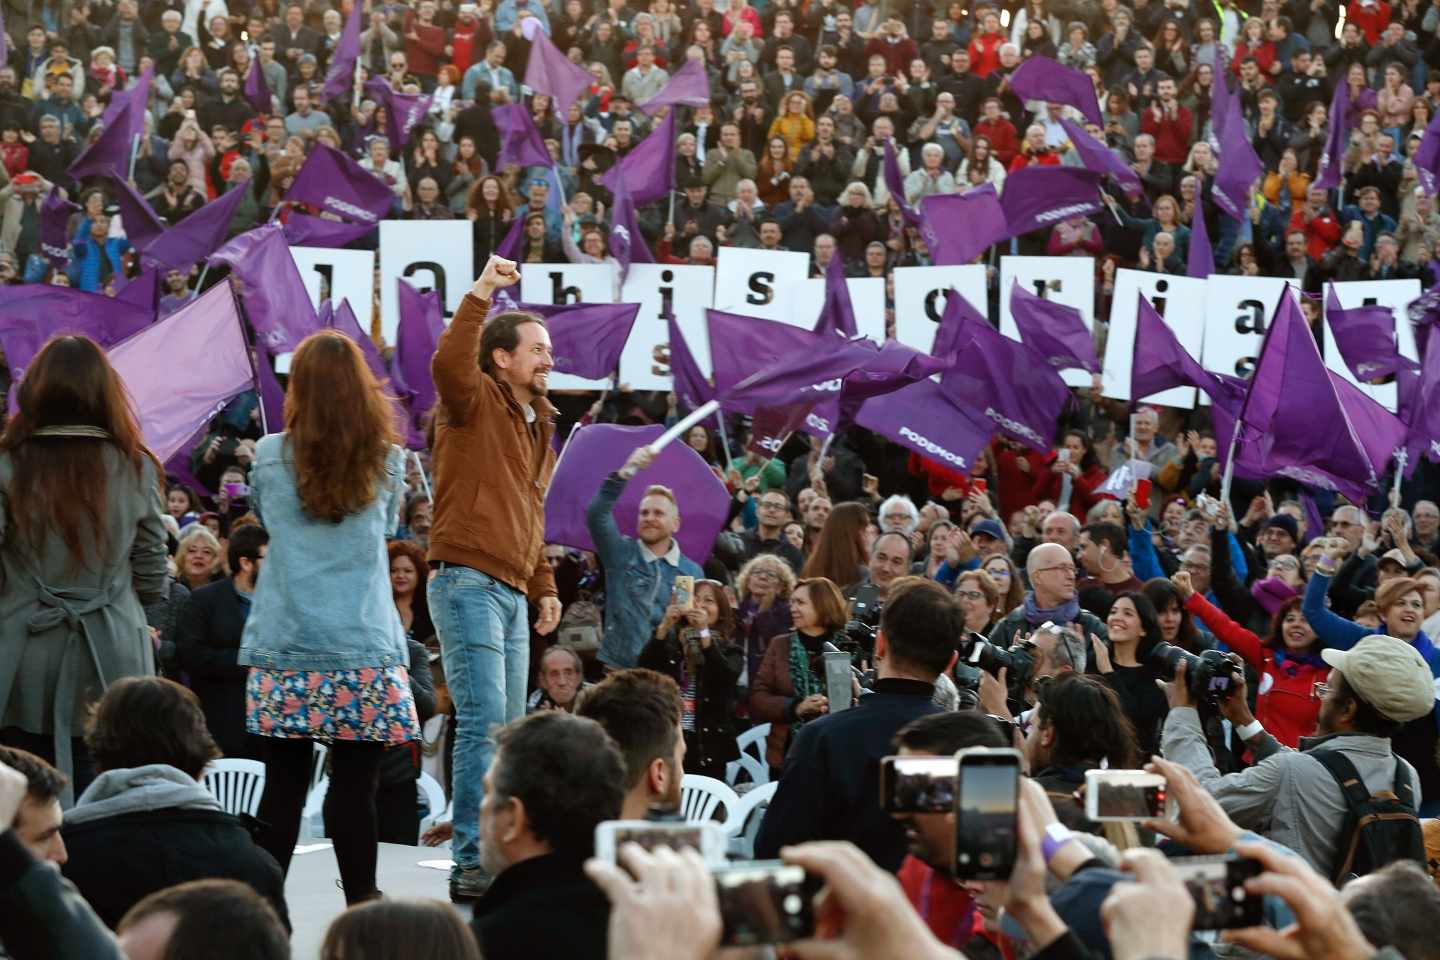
[
  {"left": 1219, "top": 418, "right": 1241, "bottom": 510},
  {"left": 191, "top": 263, "right": 210, "bottom": 300},
  {"left": 229, "top": 278, "right": 271, "bottom": 436},
  {"left": 650, "top": 398, "right": 718, "bottom": 453},
  {"left": 128, "top": 133, "right": 141, "bottom": 181},
  {"left": 1394, "top": 448, "right": 1408, "bottom": 502},
  {"left": 412, "top": 449, "right": 432, "bottom": 500},
  {"left": 712, "top": 408, "right": 734, "bottom": 473}
]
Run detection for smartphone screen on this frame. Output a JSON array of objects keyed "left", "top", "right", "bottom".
[
  {"left": 953, "top": 749, "right": 1019, "bottom": 880},
  {"left": 881, "top": 756, "right": 956, "bottom": 813},
  {"left": 1170, "top": 855, "right": 1264, "bottom": 930},
  {"left": 715, "top": 862, "right": 816, "bottom": 946}
]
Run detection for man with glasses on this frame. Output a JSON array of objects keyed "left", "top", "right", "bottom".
[
  {"left": 586, "top": 445, "right": 705, "bottom": 671},
  {"left": 987, "top": 543, "right": 1108, "bottom": 658},
  {"left": 1327, "top": 505, "right": 1379, "bottom": 618},
  {"left": 1162, "top": 634, "right": 1431, "bottom": 878},
  {"left": 740, "top": 491, "right": 805, "bottom": 572}
]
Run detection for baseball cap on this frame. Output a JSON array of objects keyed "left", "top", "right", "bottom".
[
  {"left": 970, "top": 518, "right": 1006, "bottom": 542},
  {"left": 1378, "top": 548, "right": 1409, "bottom": 570},
  {"left": 1320, "top": 635, "right": 1435, "bottom": 723}
]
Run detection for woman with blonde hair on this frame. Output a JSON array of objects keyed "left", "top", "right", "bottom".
[
  {"left": 734, "top": 553, "right": 796, "bottom": 692},
  {"left": 241, "top": 330, "right": 420, "bottom": 903},
  {"left": 176, "top": 524, "right": 224, "bottom": 589}
]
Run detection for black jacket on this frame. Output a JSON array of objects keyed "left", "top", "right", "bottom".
[
  {"left": 472, "top": 853, "right": 609, "bottom": 960},
  {"left": 637, "top": 631, "right": 742, "bottom": 774},
  {"left": 738, "top": 529, "right": 805, "bottom": 572},
  {"left": 176, "top": 579, "right": 259, "bottom": 761},
  {"left": 0, "top": 832, "right": 124, "bottom": 960},
  {"left": 61, "top": 807, "right": 288, "bottom": 931},
  {"left": 754, "top": 678, "right": 943, "bottom": 871}
]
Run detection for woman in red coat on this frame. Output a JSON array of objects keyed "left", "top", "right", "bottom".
[
  {"left": 1172, "top": 573, "right": 1323, "bottom": 748},
  {"left": 1030, "top": 431, "right": 1109, "bottom": 520}
]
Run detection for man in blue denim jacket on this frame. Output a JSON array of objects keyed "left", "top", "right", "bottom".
[{"left": 586, "top": 446, "right": 705, "bottom": 670}]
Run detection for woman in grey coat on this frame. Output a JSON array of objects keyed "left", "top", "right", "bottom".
[{"left": 0, "top": 337, "right": 169, "bottom": 806}]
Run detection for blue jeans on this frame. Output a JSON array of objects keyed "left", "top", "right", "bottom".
[{"left": 429, "top": 565, "right": 529, "bottom": 874}]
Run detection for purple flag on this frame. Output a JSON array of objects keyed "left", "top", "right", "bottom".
[
  {"left": 109, "top": 281, "right": 252, "bottom": 462},
  {"left": 607, "top": 177, "right": 653, "bottom": 273},
  {"left": 254, "top": 347, "right": 286, "bottom": 435},
  {"left": 599, "top": 107, "right": 677, "bottom": 205},
  {"left": 638, "top": 57, "right": 710, "bottom": 115},
  {"left": 545, "top": 422, "right": 730, "bottom": 562},
  {"left": 919, "top": 184, "right": 1008, "bottom": 265},
  {"left": 98, "top": 65, "right": 152, "bottom": 136},
  {"left": 0, "top": 284, "right": 152, "bottom": 389},
  {"left": 883, "top": 139, "right": 920, "bottom": 226},
  {"left": 813, "top": 247, "right": 858, "bottom": 338},
  {"left": 854, "top": 378, "right": 993, "bottom": 473},
  {"left": 1187, "top": 193, "right": 1214, "bottom": 277},
  {"left": 39, "top": 189, "right": 79, "bottom": 268},
  {"left": 1000, "top": 166, "right": 1105, "bottom": 237},
  {"left": 1330, "top": 371, "right": 1409, "bottom": 485},
  {"left": 1211, "top": 69, "right": 1265, "bottom": 220},
  {"left": 69, "top": 100, "right": 141, "bottom": 179},
  {"left": 282, "top": 142, "right": 393, "bottom": 240},
  {"left": 1233, "top": 292, "right": 1387, "bottom": 501},
  {"left": 1325, "top": 284, "right": 1420, "bottom": 382},
  {"left": 364, "top": 79, "right": 433, "bottom": 148},
  {"left": 210, "top": 224, "right": 319, "bottom": 354},
  {"left": 1315, "top": 77, "right": 1349, "bottom": 191},
  {"left": 1406, "top": 323, "right": 1440, "bottom": 464},
  {"left": 523, "top": 27, "right": 594, "bottom": 114},
  {"left": 1131, "top": 291, "right": 1228, "bottom": 403},
  {"left": 1059, "top": 117, "right": 1142, "bottom": 202},
  {"left": 666, "top": 311, "right": 713, "bottom": 410},
  {"left": 494, "top": 103, "right": 554, "bottom": 169},
  {"left": 495, "top": 212, "right": 527, "bottom": 259},
  {"left": 142, "top": 182, "right": 248, "bottom": 270},
  {"left": 513, "top": 301, "right": 640, "bottom": 379},
  {"left": 937, "top": 289, "right": 1070, "bottom": 452},
  {"left": 1415, "top": 108, "right": 1440, "bottom": 195},
  {"left": 245, "top": 57, "right": 273, "bottom": 115},
  {"left": 1299, "top": 492, "right": 1326, "bottom": 544},
  {"left": 706, "top": 308, "right": 841, "bottom": 437},
  {"left": 1009, "top": 279, "right": 1099, "bottom": 372},
  {"left": 322, "top": 0, "right": 363, "bottom": 104},
  {"left": 1010, "top": 56, "right": 1102, "bottom": 127},
  {"left": 322, "top": 298, "right": 386, "bottom": 380},
  {"left": 111, "top": 176, "right": 164, "bottom": 249},
  {"left": 394, "top": 278, "right": 446, "bottom": 422},
  {"left": 114, "top": 266, "right": 161, "bottom": 312}
]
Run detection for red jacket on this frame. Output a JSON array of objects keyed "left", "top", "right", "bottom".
[
  {"left": 974, "top": 117, "right": 1020, "bottom": 167},
  {"left": 1030, "top": 459, "right": 1110, "bottom": 519},
  {"left": 899, "top": 856, "right": 978, "bottom": 950},
  {"left": 989, "top": 442, "right": 1047, "bottom": 519},
  {"left": 1347, "top": 0, "right": 1391, "bottom": 44},
  {"left": 1139, "top": 104, "right": 1194, "bottom": 165},
  {"left": 968, "top": 32, "right": 1005, "bottom": 78},
  {"left": 1007, "top": 150, "right": 1061, "bottom": 173},
  {"left": 908, "top": 453, "right": 973, "bottom": 503},
  {"left": 1289, "top": 205, "right": 1342, "bottom": 261},
  {"left": 1232, "top": 40, "right": 1277, "bottom": 77},
  {"left": 1184, "top": 593, "right": 1322, "bottom": 748}
]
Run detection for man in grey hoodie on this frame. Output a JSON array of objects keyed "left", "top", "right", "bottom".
[{"left": 58, "top": 677, "right": 289, "bottom": 931}]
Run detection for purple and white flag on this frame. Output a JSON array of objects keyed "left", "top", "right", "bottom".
[
  {"left": 282, "top": 142, "right": 394, "bottom": 243},
  {"left": 364, "top": 79, "right": 433, "bottom": 148},
  {"left": 1009, "top": 278, "right": 1099, "bottom": 372},
  {"left": 142, "top": 183, "right": 248, "bottom": 270},
  {"left": 39, "top": 189, "right": 79, "bottom": 268},
  {"left": 1000, "top": 166, "right": 1105, "bottom": 237},
  {"left": 1011, "top": 56, "right": 1102, "bottom": 126},
  {"left": 853, "top": 378, "right": 993, "bottom": 472},
  {"left": 210, "top": 224, "right": 320, "bottom": 354}
]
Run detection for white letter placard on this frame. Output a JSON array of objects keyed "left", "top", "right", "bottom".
[
  {"left": 378, "top": 221, "right": 474, "bottom": 344},
  {"left": 789, "top": 276, "right": 886, "bottom": 341},
  {"left": 892, "top": 265, "right": 988, "bottom": 355},
  {"left": 1101, "top": 270, "right": 1208, "bottom": 409},
  {"left": 1323, "top": 279, "right": 1421, "bottom": 413},
  {"left": 620, "top": 263, "right": 716, "bottom": 390},
  {"left": 1200, "top": 275, "right": 1298, "bottom": 386},
  {"left": 519, "top": 263, "right": 619, "bottom": 390},
  {"left": 712, "top": 247, "right": 811, "bottom": 321},
  {"left": 999, "top": 256, "right": 1096, "bottom": 388}
]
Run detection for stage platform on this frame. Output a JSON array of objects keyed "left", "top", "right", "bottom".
[{"left": 285, "top": 841, "right": 463, "bottom": 957}]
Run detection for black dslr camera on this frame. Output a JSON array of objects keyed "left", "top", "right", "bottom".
[
  {"left": 839, "top": 583, "right": 884, "bottom": 663},
  {"left": 958, "top": 632, "right": 1038, "bottom": 700},
  {"left": 1149, "top": 642, "right": 1243, "bottom": 704}
]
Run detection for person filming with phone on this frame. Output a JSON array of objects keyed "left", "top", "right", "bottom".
[{"left": 586, "top": 445, "right": 706, "bottom": 671}]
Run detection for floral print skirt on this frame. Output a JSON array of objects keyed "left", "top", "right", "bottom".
[{"left": 245, "top": 666, "right": 420, "bottom": 745}]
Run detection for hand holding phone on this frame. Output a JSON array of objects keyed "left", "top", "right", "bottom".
[
  {"left": 672, "top": 575, "right": 694, "bottom": 611},
  {"left": 713, "top": 861, "right": 819, "bottom": 946},
  {"left": 1085, "top": 770, "right": 1176, "bottom": 822}
]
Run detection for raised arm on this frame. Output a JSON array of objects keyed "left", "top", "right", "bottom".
[{"left": 430, "top": 255, "right": 518, "bottom": 423}]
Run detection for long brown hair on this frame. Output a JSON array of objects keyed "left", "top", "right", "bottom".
[
  {"left": 0, "top": 335, "right": 158, "bottom": 571},
  {"left": 285, "top": 330, "right": 399, "bottom": 522},
  {"left": 800, "top": 501, "right": 870, "bottom": 586}
]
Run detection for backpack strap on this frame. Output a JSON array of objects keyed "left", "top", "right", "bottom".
[
  {"left": 1310, "top": 749, "right": 1373, "bottom": 811},
  {"left": 1393, "top": 758, "right": 1418, "bottom": 811}
]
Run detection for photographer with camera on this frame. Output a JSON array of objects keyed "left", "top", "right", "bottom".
[
  {"left": 989, "top": 543, "right": 1109, "bottom": 655},
  {"left": 1161, "top": 634, "right": 1432, "bottom": 879}
]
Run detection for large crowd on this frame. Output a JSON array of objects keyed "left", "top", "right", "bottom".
[{"left": 4, "top": 0, "right": 1440, "bottom": 955}]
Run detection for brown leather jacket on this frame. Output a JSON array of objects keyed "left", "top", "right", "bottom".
[{"left": 426, "top": 293, "right": 558, "bottom": 601}]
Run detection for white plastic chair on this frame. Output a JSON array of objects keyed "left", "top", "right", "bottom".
[
  {"left": 417, "top": 771, "right": 448, "bottom": 838},
  {"left": 726, "top": 780, "right": 778, "bottom": 860},
  {"left": 202, "top": 759, "right": 267, "bottom": 817},
  {"left": 725, "top": 723, "right": 772, "bottom": 789},
  {"left": 299, "top": 744, "right": 330, "bottom": 840},
  {"left": 680, "top": 775, "right": 741, "bottom": 830}
]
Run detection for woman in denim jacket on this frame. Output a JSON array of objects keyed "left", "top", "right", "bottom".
[{"left": 239, "top": 331, "right": 420, "bottom": 904}]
